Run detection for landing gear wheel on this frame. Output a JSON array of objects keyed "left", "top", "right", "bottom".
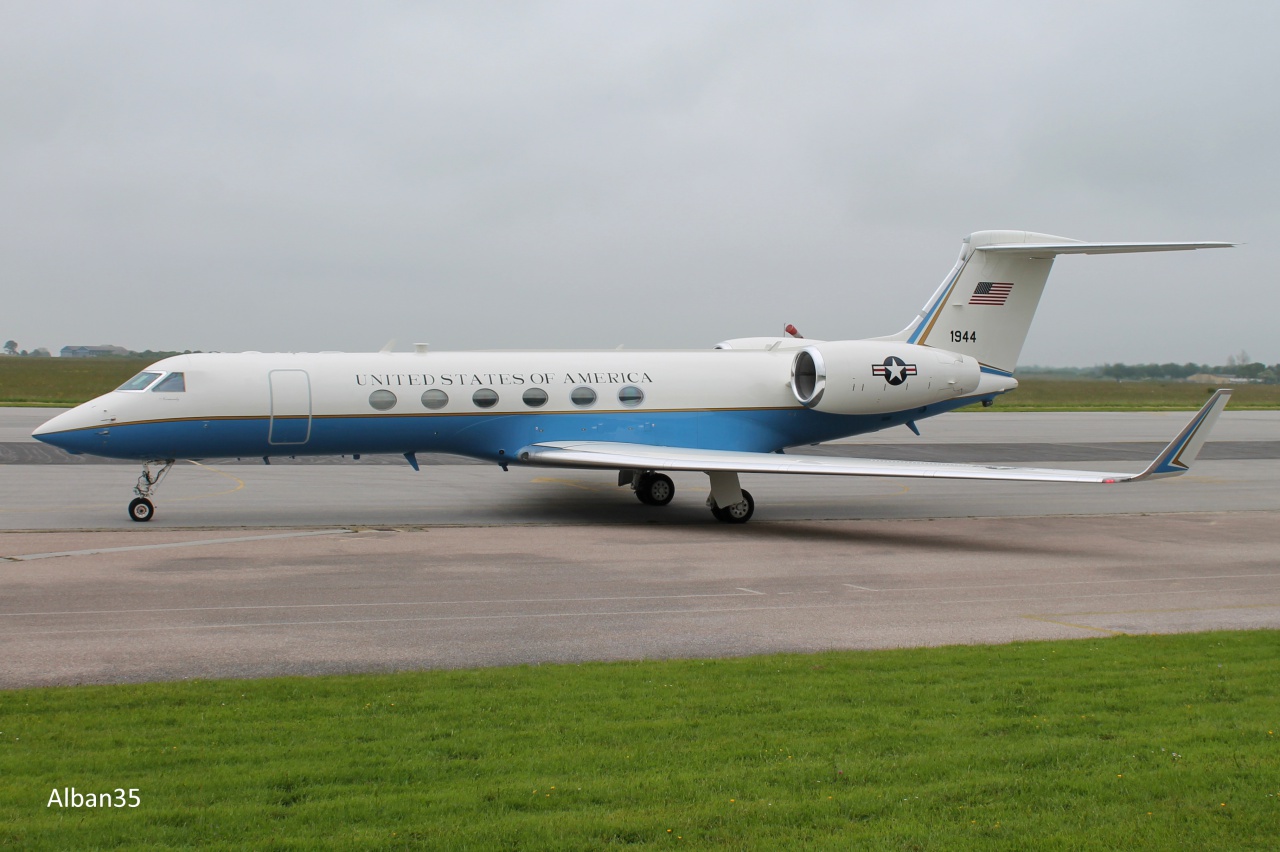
[
  {"left": 634, "top": 473, "right": 675, "bottom": 506},
  {"left": 128, "top": 459, "right": 173, "bottom": 523},
  {"left": 128, "top": 497, "right": 155, "bottom": 522},
  {"left": 710, "top": 489, "right": 754, "bottom": 524}
]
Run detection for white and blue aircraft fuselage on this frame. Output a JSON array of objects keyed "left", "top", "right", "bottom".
[{"left": 34, "top": 230, "right": 1235, "bottom": 523}]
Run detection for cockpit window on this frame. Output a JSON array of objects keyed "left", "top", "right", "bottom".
[
  {"left": 117, "top": 372, "right": 162, "bottom": 391},
  {"left": 152, "top": 372, "right": 186, "bottom": 393}
]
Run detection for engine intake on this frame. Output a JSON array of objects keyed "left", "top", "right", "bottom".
[{"left": 790, "top": 347, "right": 826, "bottom": 407}]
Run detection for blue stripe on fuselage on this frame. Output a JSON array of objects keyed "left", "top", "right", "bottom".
[{"left": 35, "top": 396, "right": 995, "bottom": 463}]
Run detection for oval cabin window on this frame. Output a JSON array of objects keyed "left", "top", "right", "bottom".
[
  {"left": 369, "top": 390, "right": 397, "bottom": 411},
  {"left": 421, "top": 389, "right": 448, "bottom": 410},
  {"left": 617, "top": 385, "right": 644, "bottom": 407}
]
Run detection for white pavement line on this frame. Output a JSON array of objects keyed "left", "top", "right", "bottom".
[
  {"left": 5, "top": 603, "right": 884, "bottom": 634},
  {"left": 843, "top": 584, "right": 880, "bottom": 591},
  {"left": 5, "top": 529, "right": 354, "bottom": 561},
  {"left": 2, "top": 590, "right": 766, "bottom": 618},
  {"left": 9, "top": 586, "right": 1279, "bottom": 636},
  {"left": 855, "top": 572, "right": 1280, "bottom": 593},
  {"left": 736, "top": 588, "right": 765, "bottom": 595}
]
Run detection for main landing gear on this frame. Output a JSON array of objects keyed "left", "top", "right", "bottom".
[
  {"left": 627, "top": 469, "right": 756, "bottom": 523},
  {"left": 708, "top": 489, "right": 755, "bottom": 524},
  {"left": 633, "top": 472, "right": 675, "bottom": 506},
  {"left": 128, "top": 459, "right": 174, "bottom": 522}
]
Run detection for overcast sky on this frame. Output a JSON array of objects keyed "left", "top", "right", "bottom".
[{"left": 3, "top": 1, "right": 1276, "bottom": 365}]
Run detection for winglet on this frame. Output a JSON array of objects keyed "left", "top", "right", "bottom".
[{"left": 1126, "top": 389, "right": 1232, "bottom": 481}]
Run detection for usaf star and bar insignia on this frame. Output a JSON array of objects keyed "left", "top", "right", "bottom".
[{"left": 872, "top": 356, "right": 917, "bottom": 386}]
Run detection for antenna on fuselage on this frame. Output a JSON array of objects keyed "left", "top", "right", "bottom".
[{"left": 379, "top": 339, "right": 397, "bottom": 353}]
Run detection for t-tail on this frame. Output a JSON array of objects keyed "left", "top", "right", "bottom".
[{"left": 879, "top": 231, "right": 1234, "bottom": 376}]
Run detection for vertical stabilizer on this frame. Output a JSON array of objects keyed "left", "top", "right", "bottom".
[
  {"left": 897, "top": 230, "right": 1075, "bottom": 374},
  {"left": 881, "top": 231, "right": 1234, "bottom": 375}
]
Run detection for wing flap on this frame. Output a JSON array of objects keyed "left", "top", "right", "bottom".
[{"left": 516, "top": 390, "right": 1231, "bottom": 485}]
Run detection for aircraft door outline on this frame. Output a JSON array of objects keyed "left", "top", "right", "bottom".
[{"left": 268, "top": 369, "right": 312, "bottom": 445}]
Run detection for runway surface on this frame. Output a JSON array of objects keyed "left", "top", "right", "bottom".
[{"left": 2, "top": 407, "right": 1278, "bottom": 687}]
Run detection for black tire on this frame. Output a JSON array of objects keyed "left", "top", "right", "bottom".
[
  {"left": 634, "top": 472, "right": 675, "bottom": 506},
  {"left": 642, "top": 473, "right": 674, "bottom": 506},
  {"left": 711, "top": 489, "right": 754, "bottom": 524},
  {"left": 128, "top": 497, "right": 154, "bottom": 522},
  {"left": 634, "top": 473, "right": 654, "bottom": 505}
]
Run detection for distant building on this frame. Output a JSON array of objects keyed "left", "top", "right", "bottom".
[
  {"left": 60, "top": 345, "right": 130, "bottom": 358},
  {"left": 1186, "top": 372, "right": 1260, "bottom": 384}
]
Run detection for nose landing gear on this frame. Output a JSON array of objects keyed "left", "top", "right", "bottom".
[
  {"left": 129, "top": 460, "right": 174, "bottom": 522},
  {"left": 128, "top": 497, "right": 154, "bottom": 522}
]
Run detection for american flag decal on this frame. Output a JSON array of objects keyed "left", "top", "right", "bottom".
[{"left": 969, "top": 282, "right": 1013, "bottom": 305}]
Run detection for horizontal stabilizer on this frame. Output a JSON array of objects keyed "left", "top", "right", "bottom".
[
  {"left": 976, "top": 241, "right": 1235, "bottom": 256},
  {"left": 517, "top": 390, "right": 1231, "bottom": 485}
]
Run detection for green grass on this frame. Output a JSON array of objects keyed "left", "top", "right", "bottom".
[
  {"left": 2, "top": 631, "right": 1278, "bottom": 849},
  {"left": 0, "top": 358, "right": 159, "bottom": 406},
  {"left": 982, "top": 378, "right": 1280, "bottom": 411}
]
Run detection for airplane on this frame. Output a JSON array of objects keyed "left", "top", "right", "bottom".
[{"left": 33, "top": 230, "right": 1235, "bottom": 524}]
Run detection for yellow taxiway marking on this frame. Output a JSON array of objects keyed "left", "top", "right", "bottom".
[
  {"left": 531, "top": 477, "right": 615, "bottom": 493},
  {"left": 170, "top": 460, "right": 245, "bottom": 502},
  {"left": 7, "top": 529, "right": 353, "bottom": 562},
  {"left": 0, "top": 460, "right": 245, "bottom": 514},
  {"left": 1024, "top": 602, "right": 1280, "bottom": 636},
  {"left": 1022, "top": 615, "right": 1127, "bottom": 636}
]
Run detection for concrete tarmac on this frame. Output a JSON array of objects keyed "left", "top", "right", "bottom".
[
  {"left": 3, "top": 513, "right": 1278, "bottom": 689},
  {"left": 2, "top": 407, "right": 1277, "bottom": 687}
]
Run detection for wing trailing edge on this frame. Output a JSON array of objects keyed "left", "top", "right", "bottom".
[{"left": 517, "top": 390, "right": 1231, "bottom": 485}]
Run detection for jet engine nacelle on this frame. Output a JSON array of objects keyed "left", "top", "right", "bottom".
[{"left": 790, "top": 341, "right": 981, "bottom": 415}]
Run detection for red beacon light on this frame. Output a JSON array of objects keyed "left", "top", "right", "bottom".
[{"left": 784, "top": 324, "right": 804, "bottom": 338}]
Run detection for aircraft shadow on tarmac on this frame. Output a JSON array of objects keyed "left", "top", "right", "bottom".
[
  {"left": 723, "top": 520, "right": 1091, "bottom": 556},
  {"left": 483, "top": 486, "right": 1090, "bottom": 557}
]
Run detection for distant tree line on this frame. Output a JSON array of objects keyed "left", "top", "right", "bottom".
[
  {"left": 1020, "top": 354, "right": 1278, "bottom": 383},
  {"left": 3, "top": 340, "right": 50, "bottom": 357},
  {"left": 1, "top": 341, "right": 194, "bottom": 359},
  {"left": 128, "top": 350, "right": 197, "bottom": 359}
]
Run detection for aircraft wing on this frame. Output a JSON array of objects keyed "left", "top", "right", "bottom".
[{"left": 517, "top": 389, "right": 1231, "bottom": 484}]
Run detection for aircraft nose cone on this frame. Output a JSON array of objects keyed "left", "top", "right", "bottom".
[{"left": 32, "top": 406, "right": 99, "bottom": 454}]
